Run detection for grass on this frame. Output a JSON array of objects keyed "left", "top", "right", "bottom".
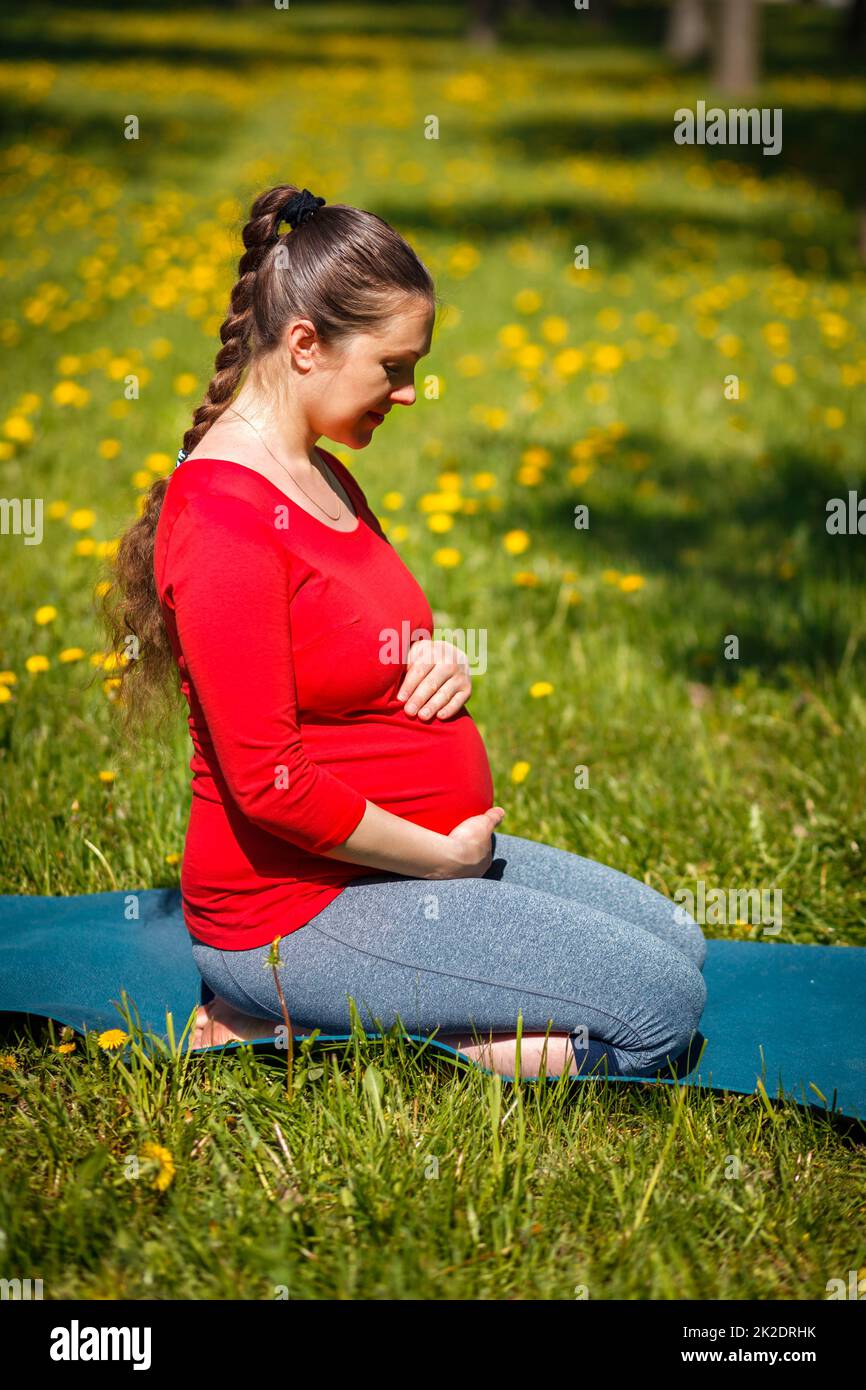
[{"left": 1, "top": 2, "right": 865, "bottom": 1299}]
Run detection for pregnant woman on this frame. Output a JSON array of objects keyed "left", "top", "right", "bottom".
[{"left": 106, "top": 183, "right": 707, "bottom": 1080}]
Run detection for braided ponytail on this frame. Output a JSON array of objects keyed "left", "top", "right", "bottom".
[{"left": 99, "top": 181, "right": 435, "bottom": 742}]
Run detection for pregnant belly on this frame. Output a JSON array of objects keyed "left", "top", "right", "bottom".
[{"left": 301, "top": 706, "right": 495, "bottom": 835}]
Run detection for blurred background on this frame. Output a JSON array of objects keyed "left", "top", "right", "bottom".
[{"left": 1, "top": 1, "right": 864, "bottom": 944}]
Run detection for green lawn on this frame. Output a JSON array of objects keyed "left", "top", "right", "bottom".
[{"left": 1, "top": 2, "right": 864, "bottom": 1299}]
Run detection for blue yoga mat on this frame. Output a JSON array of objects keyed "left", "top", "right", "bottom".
[{"left": 0, "top": 887, "right": 863, "bottom": 1120}]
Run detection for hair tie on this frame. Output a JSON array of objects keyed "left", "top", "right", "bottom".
[
  {"left": 274, "top": 188, "right": 326, "bottom": 237},
  {"left": 175, "top": 447, "right": 188, "bottom": 468}
]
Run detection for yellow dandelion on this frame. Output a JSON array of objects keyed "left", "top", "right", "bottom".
[
  {"left": 619, "top": 574, "right": 646, "bottom": 593},
  {"left": 0, "top": 1053, "right": 19, "bottom": 1070},
  {"left": 541, "top": 316, "right": 568, "bottom": 343},
  {"left": 592, "top": 345, "right": 623, "bottom": 373},
  {"left": 433, "top": 547, "right": 461, "bottom": 568},
  {"left": 98, "top": 439, "right": 121, "bottom": 460},
  {"left": 4, "top": 416, "right": 33, "bottom": 443},
  {"left": 54, "top": 1042, "right": 76, "bottom": 1055},
  {"left": 514, "top": 289, "right": 541, "bottom": 314},
  {"left": 596, "top": 308, "right": 622, "bottom": 332},
  {"left": 428, "top": 513, "right": 454, "bottom": 533},
  {"left": 717, "top": 334, "right": 740, "bottom": 358},
  {"left": 132, "top": 469, "right": 152, "bottom": 489},
  {"left": 514, "top": 572, "right": 540, "bottom": 587},
  {"left": 25, "top": 655, "right": 50, "bottom": 673},
  {"left": 771, "top": 362, "right": 796, "bottom": 387},
  {"left": 510, "top": 761, "right": 531, "bottom": 784},
  {"left": 52, "top": 381, "right": 79, "bottom": 406},
  {"left": 521, "top": 446, "right": 551, "bottom": 468},
  {"left": 145, "top": 452, "right": 171, "bottom": 473},
  {"left": 529, "top": 681, "right": 554, "bottom": 698},
  {"left": 498, "top": 324, "right": 526, "bottom": 349},
  {"left": 98, "top": 769, "right": 116, "bottom": 784},
  {"left": 0, "top": 671, "right": 16, "bottom": 686},
  {"left": 97, "top": 1029, "right": 128, "bottom": 1050},
  {"left": 483, "top": 407, "right": 508, "bottom": 430},
  {"left": 382, "top": 491, "right": 404, "bottom": 510},
  {"left": 141, "top": 1141, "right": 175, "bottom": 1192},
  {"left": 554, "top": 348, "right": 585, "bottom": 376},
  {"left": 34, "top": 605, "right": 57, "bottom": 625},
  {"left": 517, "top": 466, "right": 543, "bottom": 486},
  {"left": 47, "top": 500, "right": 68, "bottom": 519},
  {"left": 18, "top": 393, "right": 41, "bottom": 414},
  {"left": 69, "top": 508, "right": 95, "bottom": 531},
  {"left": 515, "top": 343, "right": 544, "bottom": 370},
  {"left": 74, "top": 539, "right": 97, "bottom": 556},
  {"left": 503, "top": 529, "right": 530, "bottom": 556},
  {"left": 59, "top": 648, "right": 85, "bottom": 663},
  {"left": 173, "top": 373, "right": 198, "bottom": 396},
  {"left": 824, "top": 407, "right": 845, "bottom": 429},
  {"left": 472, "top": 472, "right": 496, "bottom": 491},
  {"left": 149, "top": 338, "right": 173, "bottom": 360},
  {"left": 457, "top": 355, "right": 484, "bottom": 377},
  {"left": 569, "top": 464, "right": 594, "bottom": 486},
  {"left": 165, "top": 852, "right": 182, "bottom": 866},
  {"left": 94, "top": 580, "right": 111, "bottom": 598},
  {"left": 437, "top": 471, "right": 462, "bottom": 491},
  {"left": 0, "top": 686, "right": 12, "bottom": 704}
]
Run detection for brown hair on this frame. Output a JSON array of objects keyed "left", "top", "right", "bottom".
[{"left": 99, "top": 184, "right": 437, "bottom": 741}]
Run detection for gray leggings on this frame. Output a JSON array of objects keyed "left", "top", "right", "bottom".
[{"left": 191, "top": 831, "right": 707, "bottom": 1078}]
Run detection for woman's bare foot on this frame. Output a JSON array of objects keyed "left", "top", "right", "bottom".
[
  {"left": 188, "top": 995, "right": 277, "bottom": 1050},
  {"left": 434, "top": 1031, "right": 582, "bottom": 1077}
]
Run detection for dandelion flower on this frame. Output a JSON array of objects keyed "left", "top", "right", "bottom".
[
  {"left": 619, "top": 574, "right": 646, "bottom": 593},
  {"left": 25, "top": 655, "right": 50, "bottom": 674},
  {"left": 34, "top": 605, "right": 57, "bottom": 625},
  {"left": 529, "top": 681, "right": 554, "bottom": 698},
  {"left": 433, "top": 548, "right": 461, "bottom": 568},
  {"left": 511, "top": 761, "right": 531, "bottom": 784},
  {"left": 141, "top": 1141, "right": 175, "bottom": 1192},
  {"left": 4, "top": 416, "right": 33, "bottom": 443},
  {"left": 503, "top": 529, "right": 530, "bottom": 555},
  {"left": 97, "top": 1029, "right": 128, "bottom": 1050}
]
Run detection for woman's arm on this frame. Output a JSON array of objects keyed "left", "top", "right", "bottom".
[{"left": 320, "top": 799, "right": 506, "bottom": 880}]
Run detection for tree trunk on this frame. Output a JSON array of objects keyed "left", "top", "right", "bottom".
[
  {"left": 666, "top": 0, "right": 709, "bottom": 64},
  {"left": 468, "top": 0, "right": 504, "bottom": 47},
  {"left": 711, "top": 0, "right": 759, "bottom": 95}
]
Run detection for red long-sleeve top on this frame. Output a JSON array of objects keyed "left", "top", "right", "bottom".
[{"left": 153, "top": 452, "right": 495, "bottom": 949}]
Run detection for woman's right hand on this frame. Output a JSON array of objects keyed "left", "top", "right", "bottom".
[{"left": 425, "top": 807, "right": 506, "bottom": 879}]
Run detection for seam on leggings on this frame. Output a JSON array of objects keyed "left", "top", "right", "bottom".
[
  {"left": 306, "top": 922, "right": 647, "bottom": 1049},
  {"left": 217, "top": 947, "right": 283, "bottom": 1020}
]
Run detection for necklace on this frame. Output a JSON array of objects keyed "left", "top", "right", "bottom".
[{"left": 226, "top": 405, "right": 342, "bottom": 521}]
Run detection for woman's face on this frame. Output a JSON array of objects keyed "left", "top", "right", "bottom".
[{"left": 297, "top": 295, "right": 435, "bottom": 448}]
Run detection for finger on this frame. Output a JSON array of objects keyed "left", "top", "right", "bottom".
[
  {"left": 432, "top": 692, "right": 469, "bottom": 720},
  {"left": 396, "top": 658, "right": 435, "bottom": 703},
  {"left": 404, "top": 669, "right": 447, "bottom": 714},
  {"left": 416, "top": 677, "right": 467, "bottom": 719}
]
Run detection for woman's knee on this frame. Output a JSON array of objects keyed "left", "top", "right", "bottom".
[{"left": 634, "top": 955, "right": 707, "bottom": 1073}]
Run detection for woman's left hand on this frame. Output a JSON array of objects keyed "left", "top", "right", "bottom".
[{"left": 396, "top": 638, "right": 472, "bottom": 720}]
